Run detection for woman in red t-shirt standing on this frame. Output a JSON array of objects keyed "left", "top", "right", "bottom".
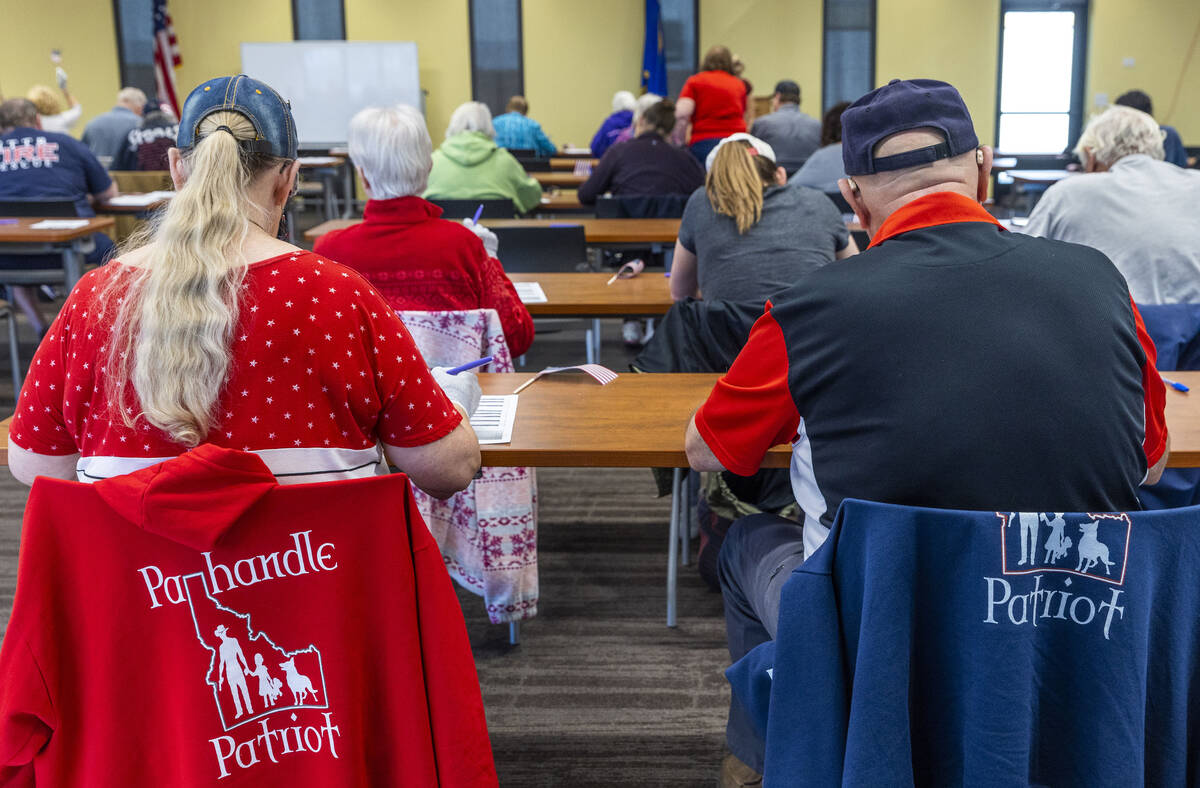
[
  {"left": 674, "top": 45, "right": 749, "bottom": 165},
  {"left": 8, "top": 75, "right": 482, "bottom": 496}
]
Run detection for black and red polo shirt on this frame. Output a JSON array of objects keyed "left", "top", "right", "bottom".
[{"left": 695, "top": 191, "right": 1168, "bottom": 556}]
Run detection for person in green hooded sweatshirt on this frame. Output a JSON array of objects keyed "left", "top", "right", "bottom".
[{"left": 424, "top": 101, "right": 543, "bottom": 214}]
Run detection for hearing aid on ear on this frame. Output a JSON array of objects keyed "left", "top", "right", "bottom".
[{"left": 977, "top": 149, "right": 984, "bottom": 165}]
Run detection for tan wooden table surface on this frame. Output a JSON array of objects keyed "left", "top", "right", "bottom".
[
  {"left": 4, "top": 370, "right": 1200, "bottom": 469},
  {"left": 532, "top": 171, "right": 587, "bottom": 188},
  {"left": 476, "top": 373, "right": 786, "bottom": 468},
  {"left": 305, "top": 217, "right": 680, "bottom": 244},
  {"left": 548, "top": 158, "right": 599, "bottom": 170},
  {"left": 508, "top": 272, "right": 674, "bottom": 316},
  {"left": 0, "top": 216, "right": 113, "bottom": 243},
  {"left": 97, "top": 193, "right": 171, "bottom": 214},
  {"left": 535, "top": 190, "right": 585, "bottom": 212}
]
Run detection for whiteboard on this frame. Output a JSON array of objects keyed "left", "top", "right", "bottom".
[{"left": 240, "top": 41, "right": 422, "bottom": 148}]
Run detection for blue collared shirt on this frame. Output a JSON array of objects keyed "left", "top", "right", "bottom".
[{"left": 493, "top": 112, "right": 556, "bottom": 157}]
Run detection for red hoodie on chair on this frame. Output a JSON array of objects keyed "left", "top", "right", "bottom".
[{"left": 0, "top": 446, "right": 498, "bottom": 786}]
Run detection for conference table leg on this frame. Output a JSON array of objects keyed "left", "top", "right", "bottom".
[
  {"left": 62, "top": 245, "right": 86, "bottom": 292},
  {"left": 341, "top": 160, "right": 356, "bottom": 219},
  {"left": 667, "top": 468, "right": 682, "bottom": 627},
  {"left": 591, "top": 319, "right": 602, "bottom": 364}
]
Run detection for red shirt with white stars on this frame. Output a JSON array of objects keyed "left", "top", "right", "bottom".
[{"left": 9, "top": 250, "right": 462, "bottom": 483}]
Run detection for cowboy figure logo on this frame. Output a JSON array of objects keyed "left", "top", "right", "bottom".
[{"left": 183, "top": 573, "right": 327, "bottom": 732}]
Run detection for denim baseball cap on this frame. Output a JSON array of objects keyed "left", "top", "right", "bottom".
[
  {"left": 841, "top": 79, "right": 978, "bottom": 176},
  {"left": 176, "top": 75, "right": 297, "bottom": 159}
]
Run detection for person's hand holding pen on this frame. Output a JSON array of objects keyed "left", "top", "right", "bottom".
[{"left": 431, "top": 357, "right": 492, "bottom": 417}]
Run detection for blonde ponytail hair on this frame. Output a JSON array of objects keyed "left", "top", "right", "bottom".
[
  {"left": 706, "top": 140, "right": 778, "bottom": 234},
  {"left": 106, "top": 110, "right": 288, "bottom": 446}
]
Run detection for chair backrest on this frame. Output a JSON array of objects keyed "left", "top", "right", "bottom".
[
  {"left": 822, "top": 190, "right": 854, "bottom": 215},
  {"left": 0, "top": 446, "right": 498, "bottom": 784},
  {"left": 594, "top": 194, "right": 689, "bottom": 219},
  {"left": 1135, "top": 303, "right": 1200, "bottom": 371},
  {"left": 730, "top": 498, "right": 1200, "bottom": 786},
  {"left": 492, "top": 226, "right": 587, "bottom": 273},
  {"left": 110, "top": 170, "right": 172, "bottom": 193},
  {"left": 0, "top": 198, "right": 78, "bottom": 217},
  {"left": 395, "top": 308, "right": 515, "bottom": 372},
  {"left": 427, "top": 198, "right": 516, "bottom": 220},
  {"left": 517, "top": 158, "right": 552, "bottom": 172}
]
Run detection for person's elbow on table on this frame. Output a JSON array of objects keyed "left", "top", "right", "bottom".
[{"left": 685, "top": 414, "right": 726, "bottom": 473}]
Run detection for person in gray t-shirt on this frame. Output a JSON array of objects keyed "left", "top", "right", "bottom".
[
  {"left": 792, "top": 102, "right": 850, "bottom": 194},
  {"left": 1023, "top": 105, "right": 1200, "bottom": 304},
  {"left": 672, "top": 133, "right": 856, "bottom": 305},
  {"left": 749, "top": 80, "right": 821, "bottom": 175}
]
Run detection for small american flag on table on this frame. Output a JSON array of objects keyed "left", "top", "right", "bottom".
[{"left": 512, "top": 364, "right": 618, "bottom": 394}]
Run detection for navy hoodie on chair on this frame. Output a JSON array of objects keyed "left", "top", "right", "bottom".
[{"left": 727, "top": 499, "right": 1200, "bottom": 787}]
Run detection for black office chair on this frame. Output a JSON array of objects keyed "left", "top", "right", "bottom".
[
  {"left": 0, "top": 199, "right": 78, "bottom": 217},
  {"left": 822, "top": 191, "right": 854, "bottom": 215},
  {"left": 594, "top": 194, "right": 689, "bottom": 219},
  {"left": 427, "top": 198, "right": 517, "bottom": 220},
  {"left": 516, "top": 158, "right": 552, "bottom": 172},
  {"left": 492, "top": 226, "right": 588, "bottom": 273}
]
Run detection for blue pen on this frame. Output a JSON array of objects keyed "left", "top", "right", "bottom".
[
  {"left": 1163, "top": 377, "right": 1190, "bottom": 393},
  {"left": 446, "top": 356, "right": 494, "bottom": 375},
  {"left": 471, "top": 204, "right": 484, "bottom": 224}
]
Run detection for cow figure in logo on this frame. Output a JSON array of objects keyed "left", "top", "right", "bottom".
[{"left": 1076, "top": 520, "right": 1116, "bottom": 575}]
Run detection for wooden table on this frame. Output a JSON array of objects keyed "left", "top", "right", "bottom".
[
  {"left": 304, "top": 217, "right": 680, "bottom": 245},
  {"left": 483, "top": 217, "right": 679, "bottom": 244},
  {"left": 508, "top": 272, "right": 674, "bottom": 317},
  {"left": 0, "top": 216, "right": 115, "bottom": 290},
  {"left": 97, "top": 193, "right": 172, "bottom": 214},
  {"left": 548, "top": 158, "right": 598, "bottom": 171},
  {"left": 535, "top": 190, "right": 585, "bottom": 213},
  {"left": 532, "top": 171, "right": 588, "bottom": 188},
  {"left": 478, "top": 372, "right": 786, "bottom": 468},
  {"left": 1007, "top": 169, "right": 1073, "bottom": 185}
]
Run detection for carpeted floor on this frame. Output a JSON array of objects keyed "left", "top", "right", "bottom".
[{"left": 0, "top": 252, "right": 734, "bottom": 785}]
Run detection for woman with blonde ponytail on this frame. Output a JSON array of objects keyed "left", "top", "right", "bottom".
[
  {"left": 8, "top": 76, "right": 480, "bottom": 499},
  {"left": 671, "top": 132, "right": 859, "bottom": 304}
]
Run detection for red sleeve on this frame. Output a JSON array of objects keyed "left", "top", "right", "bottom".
[
  {"left": 9, "top": 294, "right": 75, "bottom": 456},
  {"left": 477, "top": 253, "right": 534, "bottom": 357},
  {"left": 357, "top": 284, "right": 463, "bottom": 448},
  {"left": 694, "top": 306, "right": 800, "bottom": 476},
  {"left": 406, "top": 486, "right": 499, "bottom": 787},
  {"left": 1130, "top": 296, "right": 1168, "bottom": 469}
]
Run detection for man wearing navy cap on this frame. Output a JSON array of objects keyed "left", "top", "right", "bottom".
[{"left": 684, "top": 79, "right": 1170, "bottom": 786}]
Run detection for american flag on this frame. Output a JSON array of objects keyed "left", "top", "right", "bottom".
[
  {"left": 153, "top": 0, "right": 182, "bottom": 118},
  {"left": 511, "top": 364, "right": 619, "bottom": 394}
]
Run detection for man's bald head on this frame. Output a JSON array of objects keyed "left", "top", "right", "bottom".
[{"left": 839, "top": 126, "right": 991, "bottom": 237}]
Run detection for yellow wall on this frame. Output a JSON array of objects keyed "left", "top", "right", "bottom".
[
  {"left": 1087, "top": 0, "right": 1200, "bottom": 141},
  {"left": 173, "top": 0, "right": 293, "bottom": 99},
  {"left": 4, "top": 1, "right": 1198, "bottom": 151},
  {"left": 522, "top": 0, "right": 644, "bottom": 147},
  {"left": 699, "top": 0, "right": 824, "bottom": 118},
  {"left": 345, "top": 0, "right": 472, "bottom": 144},
  {"left": 876, "top": 0, "right": 1000, "bottom": 147},
  {"left": 0, "top": 0, "right": 122, "bottom": 137}
]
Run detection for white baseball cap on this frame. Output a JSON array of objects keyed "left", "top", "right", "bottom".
[{"left": 704, "top": 132, "right": 777, "bottom": 171}]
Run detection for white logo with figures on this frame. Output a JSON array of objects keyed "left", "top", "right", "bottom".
[
  {"left": 999, "top": 512, "right": 1130, "bottom": 585},
  {"left": 183, "top": 573, "right": 329, "bottom": 732},
  {"left": 985, "top": 512, "right": 1131, "bottom": 641}
]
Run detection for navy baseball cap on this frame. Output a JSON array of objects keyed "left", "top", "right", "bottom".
[
  {"left": 176, "top": 75, "right": 297, "bottom": 159},
  {"left": 841, "top": 78, "right": 978, "bottom": 176}
]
